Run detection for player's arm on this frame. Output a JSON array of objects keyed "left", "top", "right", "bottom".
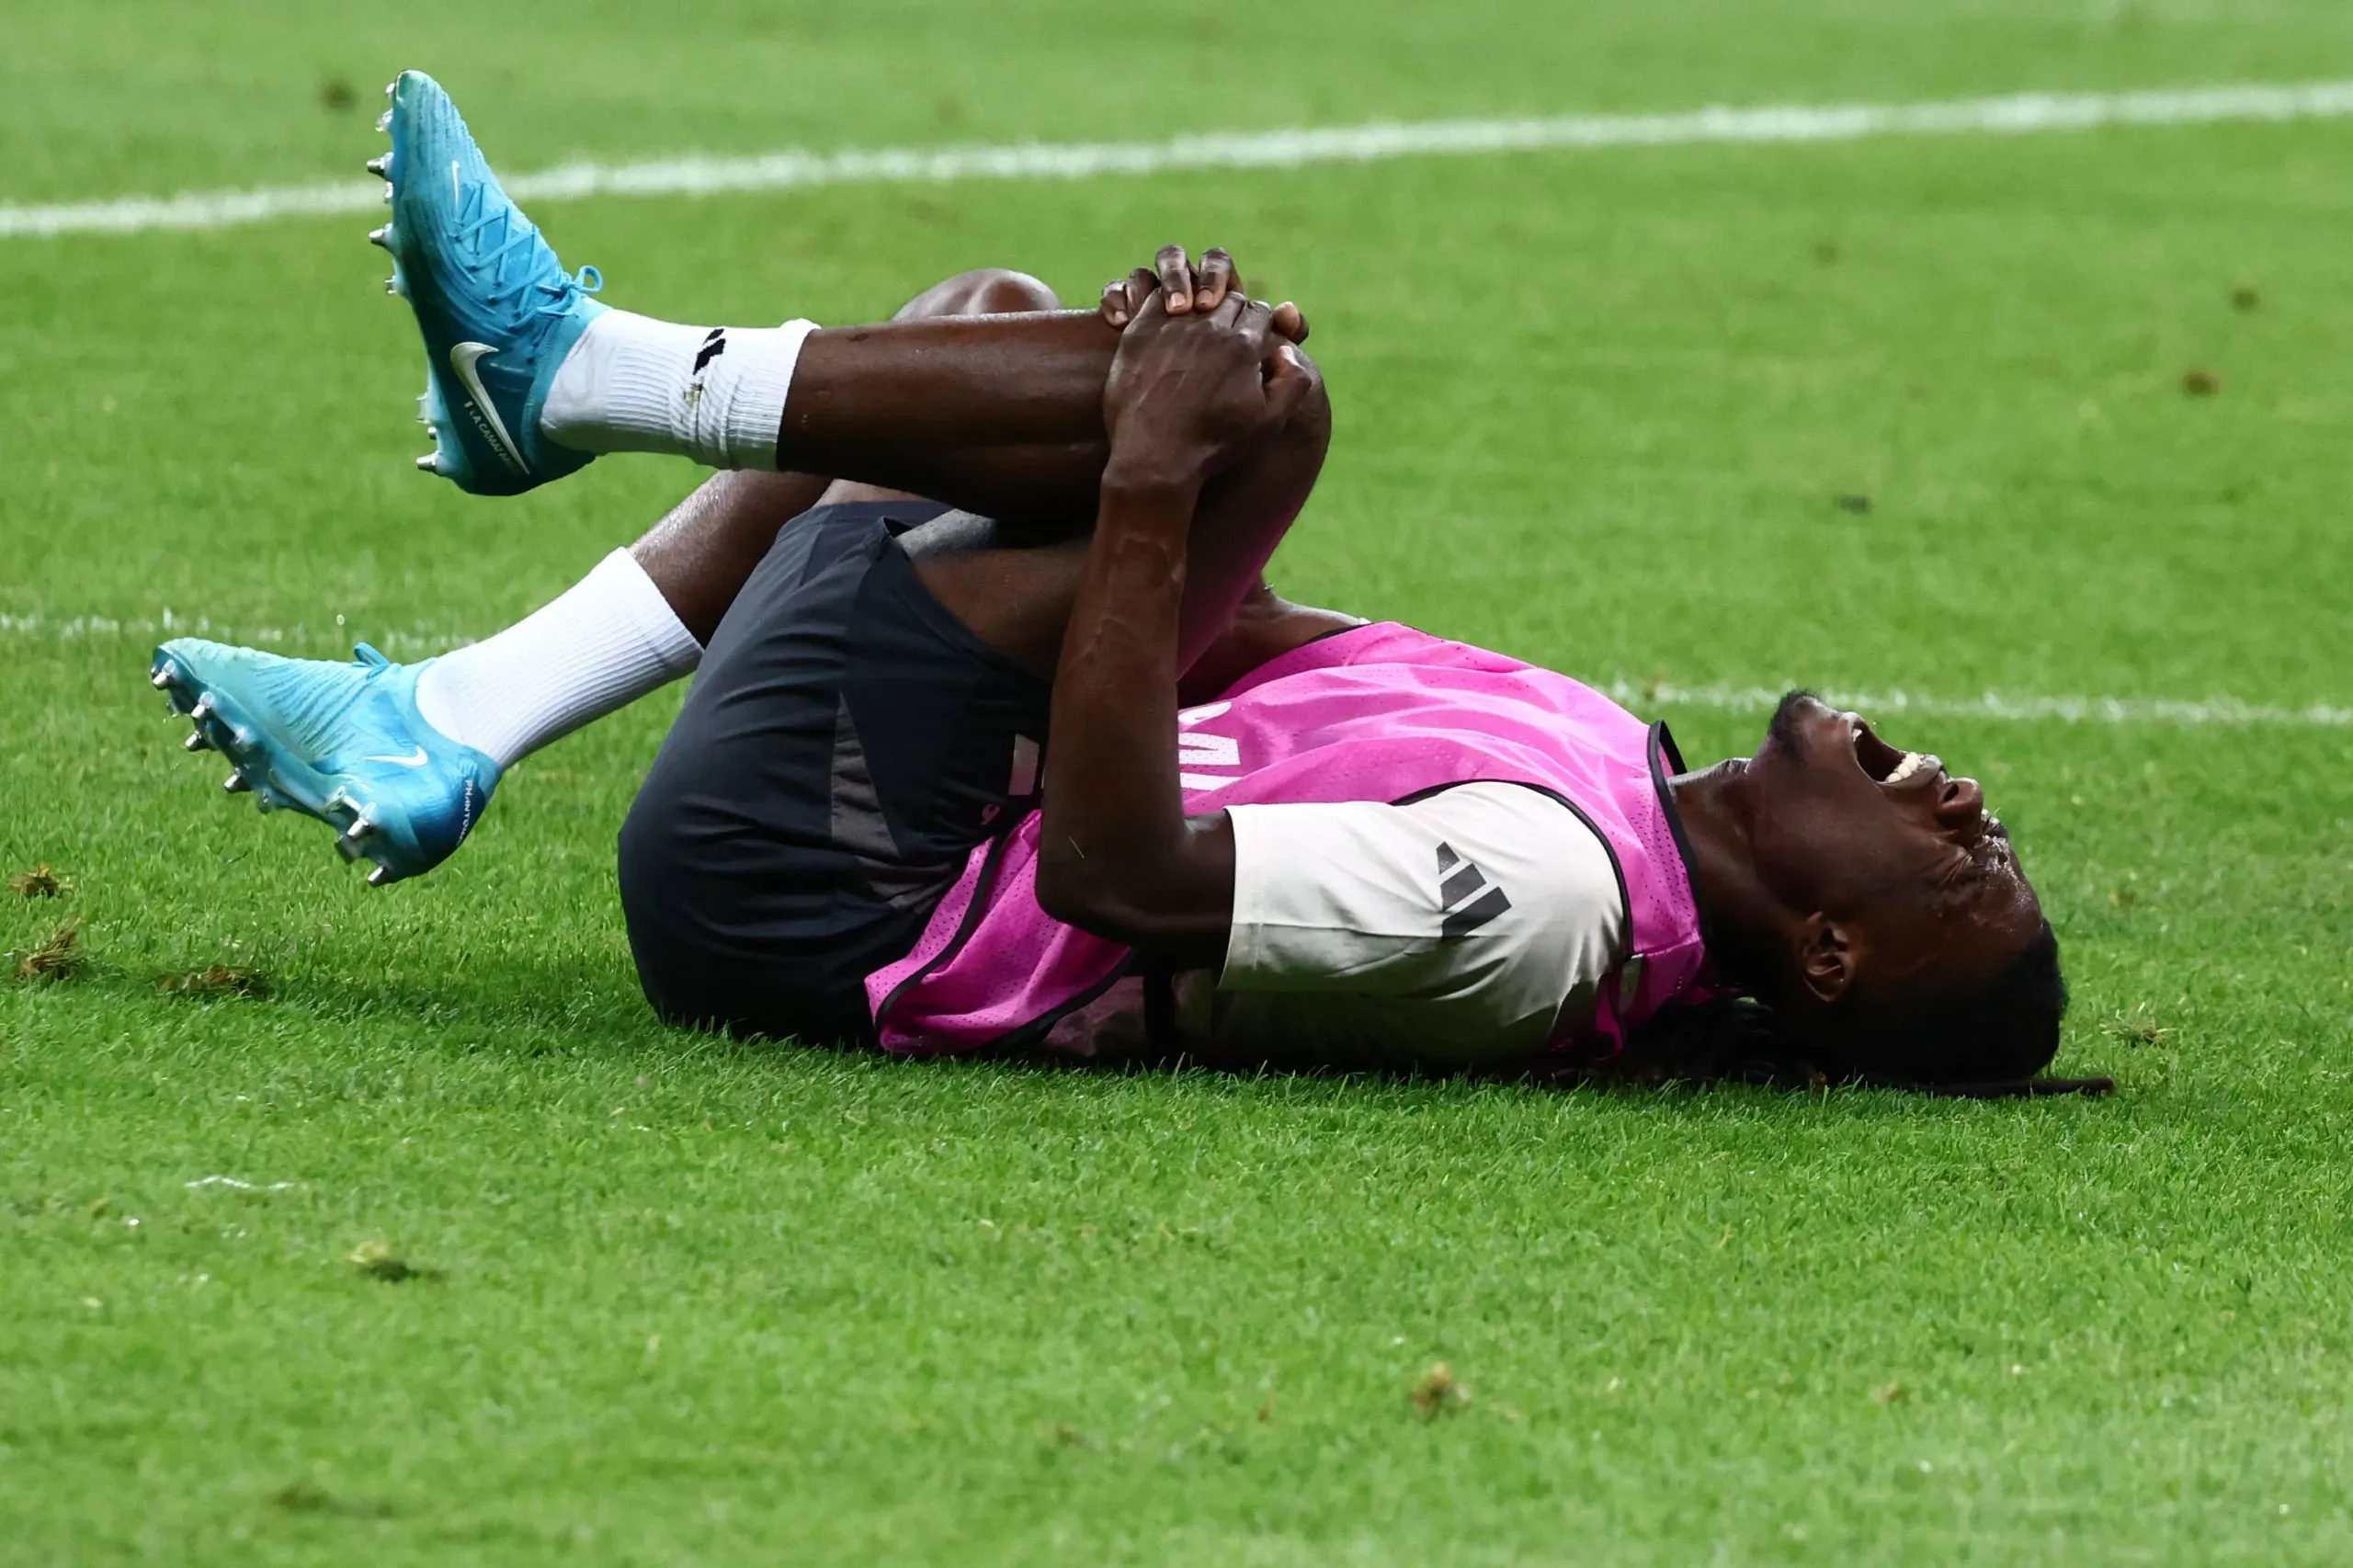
[{"left": 1035, "top": 289, "right": 1314, "bottom": 961}]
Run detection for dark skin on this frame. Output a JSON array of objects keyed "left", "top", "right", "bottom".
[
  {"left": 624, "top": 251, "right": 1346, "bottom": 681},
  {"left": 619, "top": 249, "right": 2042, "bottom": 1053},
  {"left": 1015, "top": 273, "right": 2048, "bottom": 1051},
  {"left": 1667, "top": 693, "right": 2044, "bottom": 1044},
  {"left": 1033, "top": 287, "right": 1319, "bottom": 961}
]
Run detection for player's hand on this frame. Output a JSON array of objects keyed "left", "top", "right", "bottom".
[
  {"left": 1101, "top": 288, "right": 1316, "bottom": 494},
  {"left": 1100, "top": 244, "right": 1308, "bottom": 343}
]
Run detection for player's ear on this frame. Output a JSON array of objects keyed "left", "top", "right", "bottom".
[{"left": 1795, "top": 915, "right": 1856, "bottom": 1006}]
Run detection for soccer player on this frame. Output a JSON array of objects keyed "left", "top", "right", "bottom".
[{"left": 152, "top": 73, "right": 2072, "bottom": 1088}]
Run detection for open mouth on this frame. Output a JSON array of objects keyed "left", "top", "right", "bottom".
[{"left": 1848, "top": 716, "right": 1938, "bottom": 787}]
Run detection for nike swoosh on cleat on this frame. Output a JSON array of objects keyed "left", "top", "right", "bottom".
[
  {"left": 449, "top": 342, "right": 529, "bottom": 473},
  {"left": 364, "top": 747, "right": 430, "bottom": 767}
]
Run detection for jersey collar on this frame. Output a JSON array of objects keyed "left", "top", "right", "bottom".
[{"left": 1646, "top": 721, "right": 1722, "bottom": 974}]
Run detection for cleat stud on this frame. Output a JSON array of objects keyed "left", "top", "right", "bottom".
[
  {"left": 367, "top": 866, "right": 392, "bottom": 888},
  {"left": 384, "top": 79, "right": 397, "bottom": 99},
  {"left": 376, "top": 108, "right": 392, "bottom": 133},
  {"left": 345, "top": 817, "right": 373, "bottom": 841},
  {"left": 223, "top": 771, "right": 250, "bottom": 794},
  {"left": 382, "top": 182, "right": 393, "bottom": 204},
  {"left": 184, "top": 730, "right": 211, "bottom": 753},
  {"left": 189, "top": 696, "right": 212, "bottom": 721},
  {"left": 366, "top": 153, "right": 389, "bottom": 176},
  {"left": 415, "top": 453, "right": 439, "bottom": 473},
  {"left": 150, "top": 666, "right": 174, "bottom": 689},
  {"left": 368, "top": 225, "right": 390, "bottom": 248}
]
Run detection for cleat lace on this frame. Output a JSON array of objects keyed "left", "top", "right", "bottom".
[
  {"left": 531, "top": 264, "right": 603, "bottom": 322},
  {"left": 453, "top": 179, "right": 600, "bottom": 325}
]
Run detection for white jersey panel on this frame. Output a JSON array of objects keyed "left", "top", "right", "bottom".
[{"left": 1213, "top": 782, "right": 1627, "bottom": 1063}]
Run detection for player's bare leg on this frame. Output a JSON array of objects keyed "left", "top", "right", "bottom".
[
  {"left": 151, "top": 259, "right": 1338, "bottom": 885},
  {"left": 146, "top": 269, "right": 1113, "bottom": 885},
  {"left": 631, "top": 267, "right": 1069, "bottom": 642}
]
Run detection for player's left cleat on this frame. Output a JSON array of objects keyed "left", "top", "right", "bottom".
[
  {"left": 373, "top": 69, "right": 608, "bottom": 496},
  {"left": 150, "top": 639, "right": 501, "bottom": 885}
]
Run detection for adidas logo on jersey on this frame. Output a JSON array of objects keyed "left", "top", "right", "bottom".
[{"left": 1435, "top": 842, "right": 1511, "bottom": 937}]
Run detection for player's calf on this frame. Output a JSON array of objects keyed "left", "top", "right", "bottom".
[{"left": 153, "top": 264, "right": 1066, "bottom": 887}]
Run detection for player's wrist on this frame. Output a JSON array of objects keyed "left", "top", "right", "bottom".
[{"left": 1099, "top": 452, "right": 1209, "bottom": 504}]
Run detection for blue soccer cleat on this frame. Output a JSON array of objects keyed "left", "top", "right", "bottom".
[
  {"left": 369, "top": 69, "right": 607, "bottom": 496},
  {"left": 150, "top": 639, "right": 501, "bottom": 886}
]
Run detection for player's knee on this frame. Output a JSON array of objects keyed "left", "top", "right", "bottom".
[
  {"left": 1283, "top": 355, "right": 1333, "bottom": 450},
  {"left": 891, "top": 267, "right": 1061, "bottom": 321}
]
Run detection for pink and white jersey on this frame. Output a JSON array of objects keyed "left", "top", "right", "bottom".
[{"left": 863, "top": 623, "right": 1712, "bottom": 1061}]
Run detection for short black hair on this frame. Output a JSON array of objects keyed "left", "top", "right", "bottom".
[
  {"left": 1612, "top": 920, "right": 2070, "bottom": 1092},
  {"left": 1829, "top": 918, "right": 2068, "bottom": 1087}
]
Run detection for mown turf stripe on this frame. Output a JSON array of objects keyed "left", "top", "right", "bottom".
[
  {"left": 7, "top": 80, "right": 2353, "bottom": 240},
  {"left": 25, "top": 612, "right": 2345, "bottom": 726}
]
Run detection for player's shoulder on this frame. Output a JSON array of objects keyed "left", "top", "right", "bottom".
[{"left": 1400, "top": 780, "right": 1605, "bottom": 846}]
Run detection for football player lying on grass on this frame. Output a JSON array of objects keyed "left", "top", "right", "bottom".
[{"left": 152, "top": 71, "right": 2101, "bottom": 1094}]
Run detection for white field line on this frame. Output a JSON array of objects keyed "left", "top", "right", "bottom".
[
  {"left": 1596, "top": 679, "right": 2353, "bottom": 730},
  {"left": 184, "top": 1176, "right": 299, "bottom": 1192},
  {"left": 8, "top": 80, "right": 2353, "bottom": 241},
  {"left": 10, "top": 611, "right": 2341, "bottom": 728},
  {"left": 6, "top": 611, "right": 463, "bottom": 659}
]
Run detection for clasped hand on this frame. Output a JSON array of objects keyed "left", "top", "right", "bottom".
[{"left": 1098, "top": 244, "right": 1316, "bottom": 494}]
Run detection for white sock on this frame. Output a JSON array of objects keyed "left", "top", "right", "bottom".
[
  {"left": 539, "top": 311, "right": 817, "bottom": 470},
  {"left": 415, "top": 549, "right": 703, "bottom": 769}
]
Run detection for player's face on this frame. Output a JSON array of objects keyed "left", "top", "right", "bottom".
[{"left": 1739, "top": 692, "right": 2042, "bottom": 1011}]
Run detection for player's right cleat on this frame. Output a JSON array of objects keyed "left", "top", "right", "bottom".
[
  {"left": 374, "top": 69, "right": 608, "bottom": 496},
  {"left": 150, "top": 639, "right": 501, "bottom": 885}
]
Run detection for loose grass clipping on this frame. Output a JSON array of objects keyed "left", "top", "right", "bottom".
[
  {"left": 347, "top": 1240, "right": 434, "bottom": 1282},
  {"left": 160, "top": 965, "right": 270, "bottom": 999},
  {"left": 1410, "top": 1362, "right": 1472, "bottom": 1420},
  {"left": 10, "top": 865, "right": 67, "bottom": 898},
  {"left": 17, "top": 917, "right": 84, "bottom": 983}
]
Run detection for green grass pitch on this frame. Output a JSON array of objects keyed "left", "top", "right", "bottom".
[{"left": 6, "top": 3, "right": 2353, "bottom": 1562}]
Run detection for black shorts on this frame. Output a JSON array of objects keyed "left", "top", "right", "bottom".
[{"left": 618, "top": 502, "right": 1051, "bottom": 1043}]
